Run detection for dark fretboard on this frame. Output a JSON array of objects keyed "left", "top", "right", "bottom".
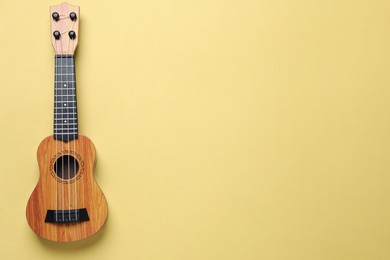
[{"left": 54, "top": 55, "right": 78, "bottom": 142}]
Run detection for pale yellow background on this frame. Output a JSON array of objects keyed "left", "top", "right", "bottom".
[{"left": 0, "top": 0, "right": 390, "bottom": 259}]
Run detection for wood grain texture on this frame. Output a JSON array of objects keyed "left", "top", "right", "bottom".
[
  {"left": 26, "top": 135, "right": 108, "bottom": 242},
  {"left": 50, "top": 2, "right": 79, "bottom": 55}
]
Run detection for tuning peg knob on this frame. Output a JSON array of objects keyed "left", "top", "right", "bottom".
[
  {"left": 53, "top": 31, "right": 61, "bottom": 40},
  {"left": 52, "top": 12, "right": 60, "bottom": 21},
  {"left": 69, "top": 12, "right": 77, "bottom": 21},
  {"left": 68, "top": 31, "right": 76, "bottom": 39}
]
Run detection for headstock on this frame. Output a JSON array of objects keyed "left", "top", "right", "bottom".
[{"left": 50, "top": 3, "right": 80, "bottom": 55}]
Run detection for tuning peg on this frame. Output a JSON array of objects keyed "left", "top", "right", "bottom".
[
  {"left": 52, "top": 12, "right": 60, "bottom": 21},
  {"left": 53, "top": 31, "right": 61, "bottom": 40},
  {"left": 68, "top": 31, "right": 76, "bottom": 39},
  {"left": 69, "top": 12, "right": 77, "bottom": 21}
]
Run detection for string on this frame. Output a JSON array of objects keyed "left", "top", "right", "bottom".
[
  {"left": 68, "top": 17, "right": 78, "bottom": 221},
  {"left": 65, "top": 16, "right": 76, "bottom": 220},
  {"left": 67, "top": 17, "right": 77, "bottom": 221},
  {"left": 61, "top": 37, "right": 65, "bottom": 222},
  {"left": 73, "top": 45, "right": 78, "bottom": 221},
  {"left": 55, "top": 44, "right": 59, "bottom": 222},
  {"left": 66, "top": 39, "right": 71, "bottom": 219},
  {"left": 59, "top": 31, "right": 65, "bottom": 221}
]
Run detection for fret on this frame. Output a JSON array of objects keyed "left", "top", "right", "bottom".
[
  {"left": 54, "top": 113, "right": 77, "bottom": 116},
  {"left": 54, "top": 116, "right": 78, "bottom": 120},
  {"left": 55, "top": 105, "right": 76, "bottom": 109},
  {"left": 54, "top": 133, "right": 78, "bottom": 137},
  {"left": 54, "top": 98, "right": 76, "bottom": 101},
  {"left": 55, "top": 69, "right": 74, "bottom": 74},
  {"left": 55, "top": 123, "right": 78, "bottom": 126},
  {"left": 54, "top": 100, "right": 76, "bottom": 103},
  {"left": 54, "top": 114, "right": 77, "bottom": 117},
  {"left": 55, "top": 58, "right": 74, "bottom": 65},
  {"left": 54, "top": 128, "right": 77, "bottom": 131},
  {"left": 54, "top": 106, "right": 77, "bottom": 111},
  {"left": 55, "top": 81, "right": 75, "bottom": 83},
  {"left": 53, "top": 128, "right": 78, "bottom": 132},
  {"left": 55, "top": 110, "right": 77, "bottom": 112},
  {"left": 55, "top": 76, "right": 75, "bottom": 81},
  {"left": 54, "top": 123, "right": 77, "bottom": 126},
  {"left": 55, "top": 104, "right": 76, "bottom": 106},
  {"left": 54, "top": 123, "right": 78, "bottom": 126},
  {"left": 55, "top": 83, "right": 75, "bottom": 87},
  {"left": 54, "top": 97, "right": 76, "bottom": 101},
  {"left": 54, "top": 119, "right": 77, "bottom": 123},
  {"left": 55, "top": 81, "right": 76, "bottom": 83},
  {"left": 54, "top": 112, "right": 77, "bottom": 115},
  {"left": 54, "top": 92, "right": 76, "bottom": 95},
  {"left": 55, "top": 110, "right": 77, "bottom": 113},
  {"left": 54, "top": 128, "right": 78, "bottom": 131},
  {"left": 54, "top": 118, "right": 78, "bottom": 121},
  {"left": 55, "top": 74, "right": 75, "bottom": 76}
]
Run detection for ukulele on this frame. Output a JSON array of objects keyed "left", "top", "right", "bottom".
[{"left": 26, "top": 3, "right": 108, "bottom": 242}]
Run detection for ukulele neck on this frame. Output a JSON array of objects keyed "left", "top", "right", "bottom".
[{"left": 53, "top": 55, "right": 78, "bottom": 142}]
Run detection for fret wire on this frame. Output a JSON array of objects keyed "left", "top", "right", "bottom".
[
  {"left": 54, "top": 112, "right": 77, "bottom": 114},
  {"left": 54, "top": 80, "right": 76, "bottom": 83},
  {"left": 54, "top": 128, "right": 78, "bottom": 130}
]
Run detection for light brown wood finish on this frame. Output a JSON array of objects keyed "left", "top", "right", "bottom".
[
  {"left": 26, "top": 3, "right": 107, "bottom": 242},
  {"left": 26, "top": 135, "right": 107, "bottom": 242},
  {"left": 50, "top": 2, "right": 79, "bottom": 55}
]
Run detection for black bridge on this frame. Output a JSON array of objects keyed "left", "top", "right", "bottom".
[{"left": 45, "top": 208, "right": 89, "bottom": 224}]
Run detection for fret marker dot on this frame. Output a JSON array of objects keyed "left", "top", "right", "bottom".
[
  {"left": 64, "top": 104, "right": 67, "bottom": 106},
  {"left": 64, "top": 120, "right": 67, "bottom": 123},
  {"left": 64, "top": 84, "right": 67, "bottom": 87}
]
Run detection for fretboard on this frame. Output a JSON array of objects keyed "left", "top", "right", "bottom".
[{"left": 53, "top": 55, "right": 78, "bottom": 142}]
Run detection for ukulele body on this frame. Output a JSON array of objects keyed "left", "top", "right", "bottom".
[{"left": 26, "top": 135, "right": 107, "bottom": 242}]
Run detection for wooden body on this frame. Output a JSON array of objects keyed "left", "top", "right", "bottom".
[{"left": 26, "top": 135, "right": 107, "bottom": 242}]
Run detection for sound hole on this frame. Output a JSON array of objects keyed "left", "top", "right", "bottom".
[{"left": 54, "top": 155, "right": 80, "bottom": 180}]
